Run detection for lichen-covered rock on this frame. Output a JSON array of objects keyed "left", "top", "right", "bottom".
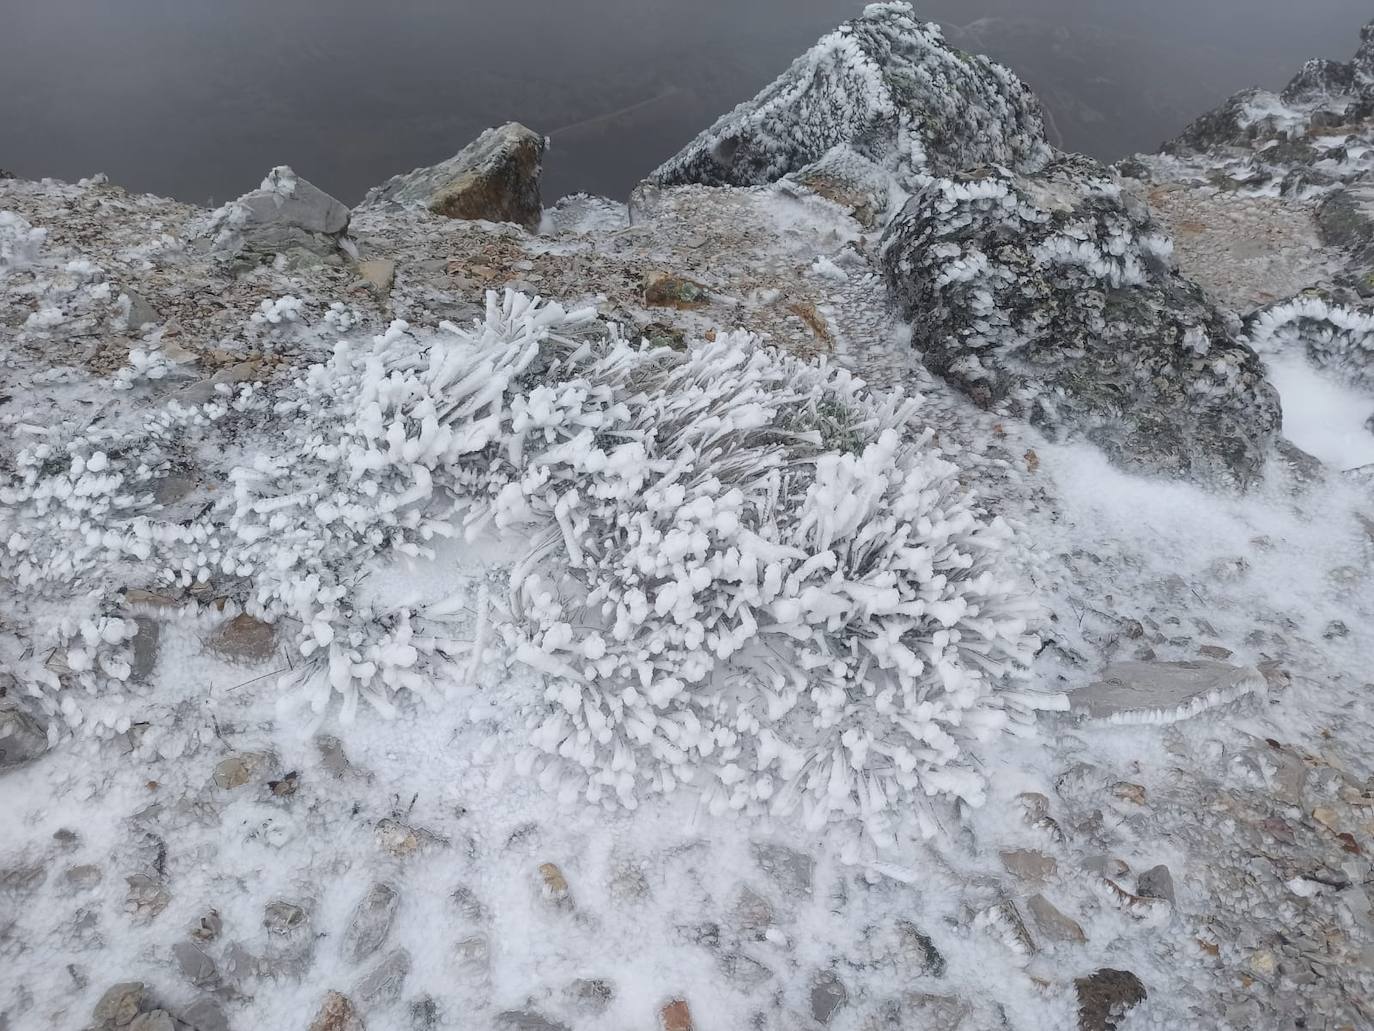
[
  {"left": 649, "top": 2, "right": 1048, "bottom": 191},
  {"left": 1245, "top": 291, "right": 1374, "bottom": 389},
  {"left": 359, "top": 122, "right": 546, "bottom": 230},
  {"left": 1075, "top": 968, "right": 1147, "bottom": 1031},
  {"left": 880, "top": 155, "right": 1280, "bottom": 483},
  {"left": 196, "top": 166, "right": 351, "bottom": 257}
]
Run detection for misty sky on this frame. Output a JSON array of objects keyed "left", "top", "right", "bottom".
[{"left": 2, "top": 0, "right": 1371, "bottom": 204}]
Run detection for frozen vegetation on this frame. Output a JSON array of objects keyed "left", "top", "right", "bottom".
[{"left": 2, "top": 5, "right": 1374, "bottom": 1031}]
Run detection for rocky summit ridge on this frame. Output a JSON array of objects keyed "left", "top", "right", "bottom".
[{"left": 3, "top": 5, "right": 1374, "bottom": 1031}]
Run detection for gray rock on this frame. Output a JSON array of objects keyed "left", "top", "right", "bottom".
[
  {"left": 751, "top": 842, "right": 814, "bottom": 897},
  {"left": 178, "top": 996, "right": 230, "bottom": 1031},
  {"left": 1026, "top": 893, "right": 1087, "bottom": 943},
  {"left": 122, "top": 291, "right": 161, "bottom": 333},
  {"left": 719, "top": 950, "right": 773, "bottom": 988},
  {"left": 128, "top": 1011, "right": 175, "bottom": 1031},
  {"left": 999, "top": 849, "right": 1057, "bottom": 881},
  {"left": 1074, "top": 968, "right": 1147, "bottom": 1031},
  {"left": 562, "top": 979, "right": 613, "bottom": 1013},
  {"left": 93, "top": 982, "right": 145, "bottom": 1026},
  {"left": 355, "top": 948, "right": 410, "bottom": 1006},
  {"left": 649, "top": 4, "right": 1048, "bottom": 190},
  {"left": 1137, "top": 864, "right": 1176, "bottom": 904},
  {"left": 130, "top": 616, "right": 160, "bottom": 683},
  {"left": 263, "top": 900, "right": 309, "bottom": 936},
  {"left": 896, "top": 920, "right": 947, "bottom": 977},
  {"left": 1066, "top": 660, "right": 1266, "bottom": 723},
  {"left": 0, "top": 706, "right": 48, "bottom": 770},
  {"left": 360, "top": 123, "right": 546, "bottom": 231},
  {"left": 202, "top": 166, "right": 351, "bottom": 257},
  {"left": 880, "top": 154, "right": 1280, "bottom": 485},
  {"left": 206, "top": 614, "right": 277, "bottom": 665},
  {"left": 343, "top": 883, "right": 400, "bottom": 963},
  {"left": 409, "top": 997, "right": 438, "bottom": 1030},
  {"left": 494, "top": 1012, "right": 570, "bottom": 1031},
  {"left": 173, "top": 941, "right": 219, "bottom": 988},
  {"left": 810, "top": 970, "right": 848, "bottom": 1025}
]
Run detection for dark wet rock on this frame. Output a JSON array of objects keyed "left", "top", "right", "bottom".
[
  {"left": 649, "top": 2, "right": 1048, "bottom": 191},
  {"left": 343, "top": 883, "right": 400, "bottom": 963},
  {"left": 1065, "top": 660, "right": 1266, "bottom": 723},
  {"left": 199, "top": 166, "right": 351, "bottom": 258},
  {"left": 810, "top": 970, "right": 848, "bottom": 1025},
  {"left": 1074, "top": 968, "right": 1147, "bottom": 1031},
  {"left": 880, "top": 155, "right": 1279, "bottom": 484},
  {"left": 1137, "top": 864, "right": 1176, "bottom": 904},
  {"left": 360, "top": 123, "right": 546, "bottom": 231},
  {"left": 0, "top": 705, "right": 48, "bottom": 770}
]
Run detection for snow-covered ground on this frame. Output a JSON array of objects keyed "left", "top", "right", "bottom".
[{"left": 2, "top": 163, "right": 1373, "bottom": 1031}]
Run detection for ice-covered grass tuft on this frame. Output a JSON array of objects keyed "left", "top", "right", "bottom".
[{"left": 156, "top": 290, "right": 1048, "bottom": 836}]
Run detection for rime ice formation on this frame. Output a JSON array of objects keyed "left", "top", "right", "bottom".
[
  {"left": 6, "top": 12, "right": 1374, "bottom": 1031},
  {"left": 648, "top": 2, "right": 1050, "bottom": 192},
  {"left": 879, "top": 155, "right": 1281, "bottom": 483}
]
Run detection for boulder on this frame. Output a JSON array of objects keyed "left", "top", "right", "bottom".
[
  {"left": 880, "top": 155, "right": 1280, "bottom": 484},
  {"left": 1066, "top": 660, "right": 1266, "bottom": 724},
  {"left": 198, "top": 166, "right": 351, "bottom": 257},
  {"left": 360, "top": 123, "right": 546, "bottom": 230},
  {"left": 648, "top": 2, "right": 1048, "bottom": 191},
  {"left": 1317, "top": 176, "right": 1374, "bottom": 262},
  {"left": 0, "top": 705, "right": 48, "bottom": 770}
]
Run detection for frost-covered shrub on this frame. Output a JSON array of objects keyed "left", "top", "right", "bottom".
[
  {"left": 649, "top": 2, "right": 1049, "bottom": 191},
  {"left": 194, "top": 290, "right": 1046, "bottom": 835},
  {"left": 1245, "top": 293, "right": 1374, "bottom": 389},
  {"left": 880, "top": 155, "right": 1281, "bottom": 484},
  {"left": 0, "top": 210, "right": 47, "bottom": 277}
]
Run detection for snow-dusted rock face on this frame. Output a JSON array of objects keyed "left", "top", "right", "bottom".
[
  {"left": 358, "top": 122, "right": 546, "bottom": 231},
  {"left": 195, "top": 166, "right": 351, "bottom": 258},
  {"left": 880, "top": 155, "right": 1281, "bottom": 484},
  {"left": 1245, "top": 290, "right": 1374, "bottom": 389},
  {"left": 648, "top": 2, "right": 1049, "bottom": 192}
]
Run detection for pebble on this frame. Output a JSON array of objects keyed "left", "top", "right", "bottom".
[
  {"left": 538, "top": 862, "right": 573, "bottom": 911},
  {"left": 92, "top": 981, "right": 145, "bottom": 1026},
  {"left": 810, "top": 970, "right": 848, "bottom": 1025},
  {"left": 205, "top": 612, "right": 278, "bottom": 663},
  {"left": 660, "top": 999, "right": 694, "bottom": 1031},
  {"left": 308, "top": 991, "right": 365, "bottom": 1031},
  {"left": 1027, "top": 893, "right": 1087, "bottom": 943},
  {"left": 1000, "top": 849, "right": 1058, "bottom": 881},
  {"left": 1137, "top": 864, "right": 1176, "bottom": 904},
  {"left": 343, "top": 883, "right": 400, "bottom": 963}
]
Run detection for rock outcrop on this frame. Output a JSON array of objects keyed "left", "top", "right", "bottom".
[
  {"left": 1245, "top": 290, "right": 1374, "bottom": 388},
  {"left": 879, "top": 155, "right": 1281, "bottom": 483},
  {"left": 195, "top": 166, "right": 351, "bottom": 259},
  {"left": 648, "top": 2, "right": 1049, "bottom": 191},
  {"left": 359, "top": 122, "right": 546, "bottom": 231}
]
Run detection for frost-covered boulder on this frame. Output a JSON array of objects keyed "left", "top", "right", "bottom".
[
  {"left": 196, "top": 166, "right": 351, "bottom": 258},
  {"left": 879, "top": 155, "right": 1281, "bottom": 484},
  {"left": 648, "top": 2, "right": 1049, "bottom": 191},
  {"left": 1245, "top": 291, "right": 1374, "bottom": 389},
  {"left": 0, "top": 704, "right": 49, "bottom": 770},
  {"left": 1316, "top": 173, "right": 1374, "bottom": 261},
  {"left": 359, "top": 122, "right": 546, "bottom": 231}
]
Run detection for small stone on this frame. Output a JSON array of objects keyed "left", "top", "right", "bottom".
[
  {"left": 375, "top": 818, "right": 444, "bottom": 856},
  {"left": 1110, "top": 782, "right": 1147, "bottom": 805},
  {"left": 212, "top": 752, "right": 272, "bottom": 790},
  {"left": 129, "top": 1011, "right": 175, "bottom": 1031},
  {"left": 189, "top": 910, "right": 222, "bottom": 943},
  {"left": 1000, "top": 849, "right": 1058, "bottom": 881},
  {"left": 660, "top": 999, "right": 694, "bottom": 1031},
  {"left": 308, "top": 991, "right": 365, "bottom": 1031},
  {"left": 0, "top": 706, "right": 48, "bottom": 770},
  {"left": 53, "top": 828, "right": 80, "bottom": 852},
  {"left": 731, "top": 886, "right": 774, "bottom": 940},
  {"left": 644, "top": 271, "right": 709, "bottom": 308},
  {"left": 1136, "top": 865, "right": 1176, "bottom": 904},
  {"left": 494, "top": 1011, "right": 570, "bottom": 1031},
  {"left": 93, "top": 982, "right": 144, "bottom": 1025},
  {"left": 810, "top": 970, "right": 848, "bottom": 1025},
  {"left": 268, "top": 770, "right": 300, "bottom": 797},
  {"left": 563, "top": 979, "right": 614, "bottom": 1013},
  {"left": 125, "top": 874, "right": 171, "bottom": 922},
  {"left": 1016, "top": 792, "right": 1051, "bottom": 820},
  {"left": 538, "top": 862, "right": 573, "bottom": 910},
  {"left": 264, "top": 900, "right": 309, "bottom": 936},
  {"left": 173, "top": 941, "right": 219, "bottom": 988},
  {"left": 343, "top": 883, "right": 400, "bottom": 963},
  {"left": 1198, "top": 644, "right": 1233, "bottom": 660},
  {"left": 206, "top": 613, "right": 277, "bottom": 664},
  {"left": 179, "top": 996, "right": 230, "bottom": 1031},
  {"left": 356, "top": 259, "right": 396, "bottom": 296},
  {"left": 64, "top": 864, "right": 103, "bottom": 892},
  {"left": 751, "top": 842, "right": 814, "bottom": 896},
  {"left": 1027, "top": 893, "right": 1087, "bottom": 943},
  {"left": 896, "top": 921, "right": 947, "bottom": 977},
  {"left": 451, "top": 884, "right": 486, "bottom": 921},
  {"left": 1075, "top": 969, "right": 1146, "bottom": 1031},
  {"left": 355, "top": 948, "right": 410, "bottom": 1005}
]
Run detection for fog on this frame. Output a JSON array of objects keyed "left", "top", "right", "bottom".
[{"left": 2, "top": 0, "right": 1370, "bottom": 205}]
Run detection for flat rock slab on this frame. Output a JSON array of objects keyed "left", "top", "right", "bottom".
[{"left": 1066, "top": 660, "right": 1265, "bottom": 724}]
